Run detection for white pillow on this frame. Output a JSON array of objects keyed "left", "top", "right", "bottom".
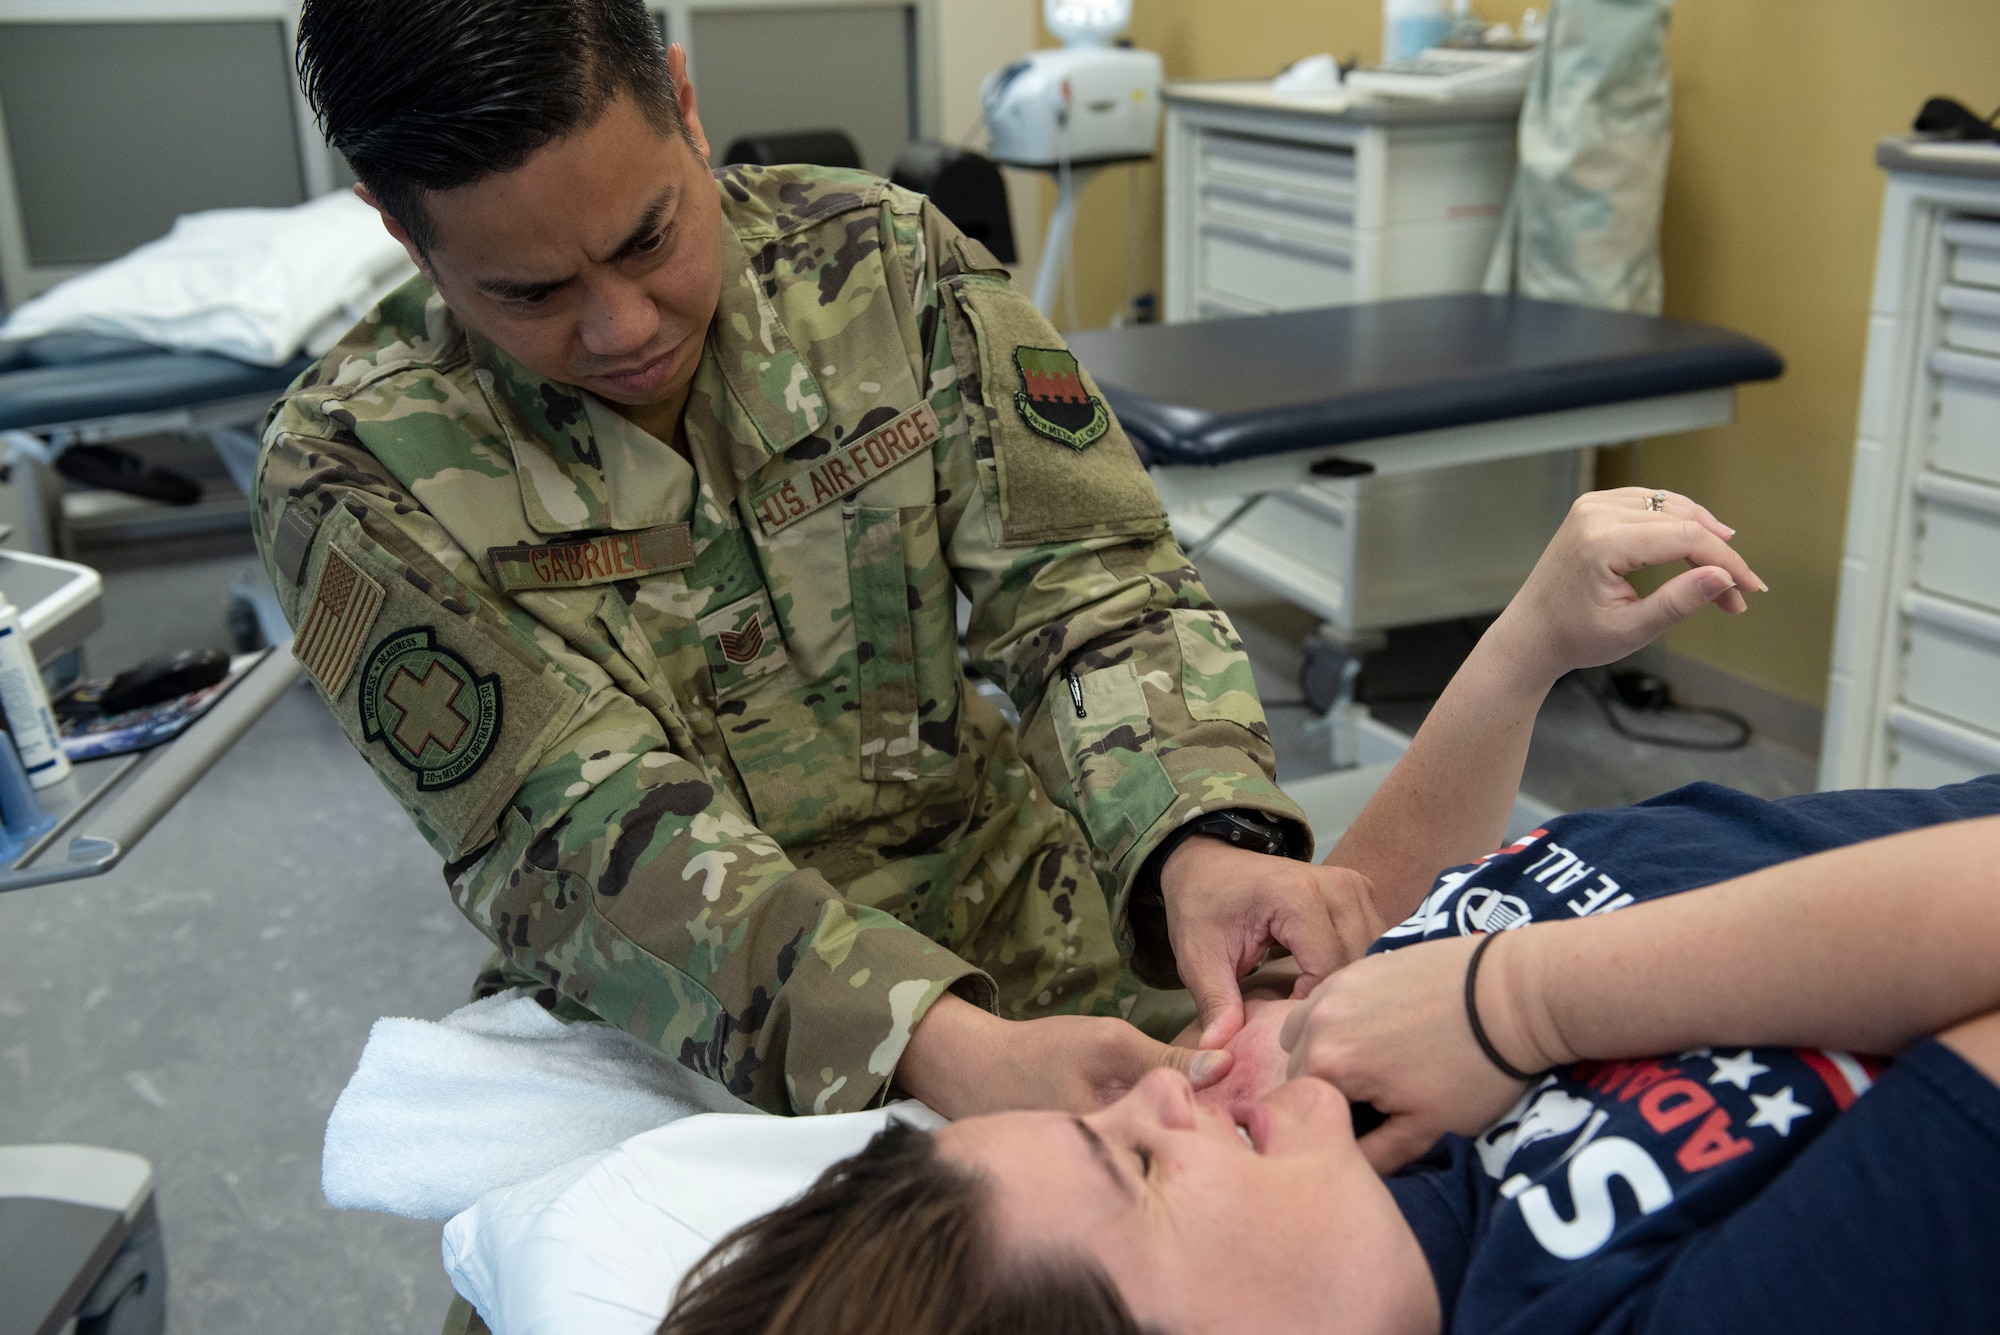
[
  {"left": 443, "top": 1103, "right": 946, "bottom": 1335},
  {"left": 0, "top": 190, "right": 415, "bottom": 366}
]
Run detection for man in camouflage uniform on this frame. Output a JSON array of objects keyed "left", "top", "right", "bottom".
[{"left": 264, "top": 0, "right": 1382, "bottom": 1123}]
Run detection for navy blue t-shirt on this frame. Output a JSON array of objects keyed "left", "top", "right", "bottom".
[{"left": 1374, "top": 776, "right": 2000, "bottom": 1334}]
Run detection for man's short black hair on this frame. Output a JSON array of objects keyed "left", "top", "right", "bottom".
[{"left": 297, "top": 0, "right": 695, "bottom": 256}]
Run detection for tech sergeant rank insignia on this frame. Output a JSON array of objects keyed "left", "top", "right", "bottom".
[
  {"left": 1013, "top": 347, "right": 1110, "bottom": 451},
  {"left": 358, "top": 626, "right": 502, "bottom": 791}
]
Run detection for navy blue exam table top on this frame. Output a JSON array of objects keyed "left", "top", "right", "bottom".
[
  {"left": 0, "top": 334, "right": 313, "bottom": 433},
  {"left": 1066, "top": 294, "right": 1784, "bottom": 468}
]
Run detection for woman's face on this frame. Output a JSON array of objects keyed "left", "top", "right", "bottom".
[{"left": 933, "top": 1068, "right": 1439, "bottom": 1335}]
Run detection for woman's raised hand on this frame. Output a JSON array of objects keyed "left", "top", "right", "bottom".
[{"left": 1483, "top": 488, "right": 1764, "bottom": 692}]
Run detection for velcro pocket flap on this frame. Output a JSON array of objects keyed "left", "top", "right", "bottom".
[{"left": 953, "top": 277, "right": 1166, "bottom": 547}]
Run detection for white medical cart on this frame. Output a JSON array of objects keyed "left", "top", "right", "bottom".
[{"left": 1820, "top": 139, "right": 2000, "bottom": 789}]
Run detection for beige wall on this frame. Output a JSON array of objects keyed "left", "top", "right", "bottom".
[{"left": 1042, "top": 0, "right": 2000, "bottom": 711}]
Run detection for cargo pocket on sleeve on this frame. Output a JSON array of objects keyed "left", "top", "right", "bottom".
[
  {"left": 1172, "top": 607, "right": 1270, "bottom": 730},
  {"left": 844, "top": 502, "right": 960, "bottom": 784},
  {"left": 1049, "top": 663, "right": 1180, "bottom": 868}
]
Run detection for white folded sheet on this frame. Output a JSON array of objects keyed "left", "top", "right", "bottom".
[
  {"left": 0, "top": 190, "right": 416, "bottom": 365},
  {"left": 322, "top": 990, "right": 755, "bottom": 1221}
]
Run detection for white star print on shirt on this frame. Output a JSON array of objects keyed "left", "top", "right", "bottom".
[
  {"left": 1708, "top": 1050, "right": 1771, "bottom": 1091},
  {"left": 1747, "top": 1085, "right": 1813, "bottom": 1136}
]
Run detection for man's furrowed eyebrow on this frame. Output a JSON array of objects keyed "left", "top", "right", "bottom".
[
  {"left": 1073, "top": 1117, "right": 1136, "bottom": 1201},
  {"left": 608, "top": 186, "right": 679, "bottom": 260},
  {"left": 475, "top": 272, "right": 571, "bottom": 302},
  {"left": 472, "top": 186, "right": 680, "bottom": 300}
]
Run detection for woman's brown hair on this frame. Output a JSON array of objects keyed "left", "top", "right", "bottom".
[{"left": 658, "top": 1121, "right": 1153, "bottom": 1335}]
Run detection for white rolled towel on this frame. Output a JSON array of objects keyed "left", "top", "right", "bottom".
[{"left": 322, "top": 989, "right": 754, "bottom": 1221}]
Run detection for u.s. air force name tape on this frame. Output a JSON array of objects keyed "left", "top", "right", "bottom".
[
  {"left": 294, "top": 545, "right": 385, "bottom": 699},
  {"left": 752, "top": 400, "right": 940, "bottom": 533},
  {"left": 487, "top": 522, "right": 695, "bottom": 592}
]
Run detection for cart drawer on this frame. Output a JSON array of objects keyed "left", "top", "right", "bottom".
[
  {"left": 1946, "top": 218, "right": 2000, "bottom": 291},
  {"left": 1914, "top": 472, "right": 2000, "bottom": 615},
  {"left": 1901, "top": 590, "right": 2000, "bottom": 738},
  {"left": 1199, "top": 222, "right": 1353, "bottom": 311},
  {"left": 1887, "top": 704, "right": 2000, "bottom": 787},
  {"left": 1941, "top": 284, "right": 2000, "bottom": 357},
  {"left": 1930, "top": 348, "right": 2000, "bottom": 486},
  {"left": 1198, "top": 130, "right": 1356, "bottom": 203}
]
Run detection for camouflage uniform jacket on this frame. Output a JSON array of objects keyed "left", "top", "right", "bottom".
[{"left": 254, "top": 164, "right": 1309, "bottom": 1114}]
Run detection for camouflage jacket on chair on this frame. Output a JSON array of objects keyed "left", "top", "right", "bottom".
[{"left": 254, "top": 164, "right": 1308, "bottom": 1114}]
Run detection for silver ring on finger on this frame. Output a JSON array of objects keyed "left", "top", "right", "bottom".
[{"left": 1646, "top": 490, "right": 1667, "bottom": 513}]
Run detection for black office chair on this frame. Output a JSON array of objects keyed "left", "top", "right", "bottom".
[
  {"left": 891, "top": 142, "right": 1017, "bottom": 264},
  {"left": 721, "top": 129, "right": 863, "bottom": 171}
]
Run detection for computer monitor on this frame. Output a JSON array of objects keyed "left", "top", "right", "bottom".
[
  {"left": 0, "top": 1, "right": 929, "bottom": 313},
  {"left": 0, "top": 2, "right": 345, "bottom": 310}
]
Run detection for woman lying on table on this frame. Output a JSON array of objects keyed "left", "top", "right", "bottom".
[{"left": 658, "top": 490, "right": 2000, "bottom": 1335}]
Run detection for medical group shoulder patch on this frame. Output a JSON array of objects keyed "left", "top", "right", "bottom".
[
  {"left": 1013, "top": 347, "right": 1109, "bottom": 451},
  {"left": 294, "top": 546, "right": 385, "bottom": 699},
  {"left": 358, "top": 625, "right": 502, "bottom": 791}
]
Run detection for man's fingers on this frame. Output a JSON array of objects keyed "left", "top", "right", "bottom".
[
  {"left": 1154, "top": 1041, "right": 1234, "bottom": 1090},
  {"left": 1183, "top": 953, "right": 1246, "bottom": 1049}
]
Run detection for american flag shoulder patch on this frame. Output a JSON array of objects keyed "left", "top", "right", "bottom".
[{"left": 294, "top": 546, "right": 386, "bottom": 699}]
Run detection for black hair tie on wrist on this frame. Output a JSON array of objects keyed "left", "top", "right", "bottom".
[{"left": 1464, "top": 931, "right": 1542, "bottom": 1083}]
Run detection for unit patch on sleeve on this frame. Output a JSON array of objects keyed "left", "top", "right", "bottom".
[
  {"left": 358, "top": 626, "right": 502, "bottom": 791},
  {"left": 752, "top": 400, "right": 940, "bottom": 533},
  {"left": 293, "top": 546, "right": 385, "bottom": 699},
  {"left": 1013, "top": 347, "right": 1109, "bottom": 451},
  {"left": 487, "top": 522, "right": 694, "bottom": 592}
]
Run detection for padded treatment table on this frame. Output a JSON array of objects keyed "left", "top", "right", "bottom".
[
  {"left": 1067, "top": 294, "right": 1783, "bottom": 766},
  {"left": 0, "top": 333, "right": 312, "bottom": 436},
  {"left": 1068, "top": 293, "right": 1783, "bottom": 487},
  {"left": 1069, "top": 294, "right": 1781, "bottom": 634}
]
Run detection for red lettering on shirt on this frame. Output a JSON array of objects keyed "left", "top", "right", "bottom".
[
  {"left": 1638, "top": 1079, "right": 1717, "bottom": 1134},
  {"left": 1581, "top": 1058, "right": 1682, "bottom": 1103},
  {"left": 1674, "top": 1107, "right": 1755, "bottom": 1172}
]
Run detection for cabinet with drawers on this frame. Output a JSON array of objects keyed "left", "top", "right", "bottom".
[
  {"left": 1157, "top": 84, "right": 1591, "bottom": 640},
  {"left": 1821, "top": 144, "right": 2000, "bottom": 788},
  {"left": 1163, "top": 82, "right": 1519, "bottom": 321}
]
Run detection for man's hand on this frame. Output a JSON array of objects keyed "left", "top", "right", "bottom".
[
  {"left": 894, "top": 993, "right": 1231, "bottom": 1119},
  {"left": 1161, "top": 835, "right": 1384, "bottom": 1049}
]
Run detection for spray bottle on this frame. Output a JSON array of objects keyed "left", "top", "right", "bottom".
[{"left": 0, "top": 595, "right": 71, "bottom": 789}]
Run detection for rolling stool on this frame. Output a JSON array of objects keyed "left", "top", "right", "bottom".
[{"left": 0, "top": 1145, "right": 167, "bottom": 1335}]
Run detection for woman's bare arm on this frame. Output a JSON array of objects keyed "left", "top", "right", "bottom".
[
  {"left": 1325, "top": 489, "right": 1761, "bottom": 925},
  {"left": 1286, "top": 813, "right": 2000, "bottom": 1171}
]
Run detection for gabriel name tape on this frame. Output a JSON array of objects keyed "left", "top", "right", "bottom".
[
  {"left": 752, "top": 401, "right": 940, "bottom": 533},
  {"left": 487, "top": 523, "right": 695, "bottom": 592}
]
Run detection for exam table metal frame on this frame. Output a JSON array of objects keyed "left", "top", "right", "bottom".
[{"left": 0, "top": 333, "right": 312, "bottom": 555}]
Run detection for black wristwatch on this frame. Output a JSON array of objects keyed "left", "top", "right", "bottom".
[{"left": 1126, "top": 809, "right": 1306, "bottom": 988}]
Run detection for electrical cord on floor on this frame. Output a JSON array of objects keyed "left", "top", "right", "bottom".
[{"left": 1586, "top": 669, "right": 1752, "bottom": 752}]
